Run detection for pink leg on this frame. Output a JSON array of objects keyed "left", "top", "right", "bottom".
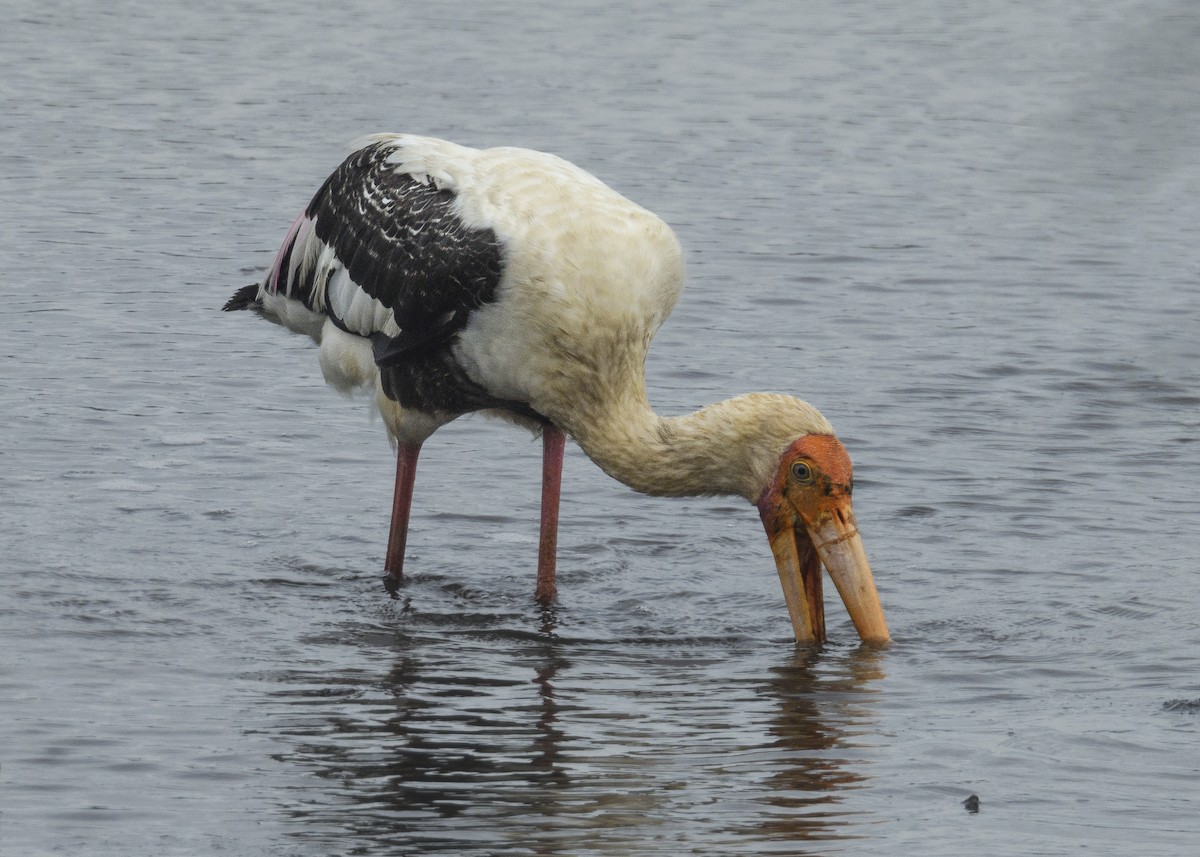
[
  {"left": 536, "top": 425, "right": 566, "bottom": 603},
  {"left": 383, "top": 442, "right": 422, "bottom": 594}
]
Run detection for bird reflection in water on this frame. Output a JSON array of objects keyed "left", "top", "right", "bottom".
[
  {"left": 265, "top": 609, "right": 576, "bottom": 853},
  {"left": 264, "top": 616, "right": 886, "bottom": 854},
  {"left": 746, "top": 646, "right": 887, "bottom": 845},
  {"left": 528, "top": 607, "right": 568, "bottom": 792}
]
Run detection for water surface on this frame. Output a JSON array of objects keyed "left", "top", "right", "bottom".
[{"left": 2, "top": 1, "right": 1199, "bottom": 854}]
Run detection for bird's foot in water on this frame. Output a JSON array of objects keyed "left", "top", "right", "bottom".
[{"left": 382, "top": 572, "right": 402, "bottom": 597}]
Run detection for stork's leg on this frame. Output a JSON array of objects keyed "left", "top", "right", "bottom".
[
  {"left": 383, "top": 441, "right": 422, "bottom": 595},
  {"left": 536, "top": 425, "right": 566, "bottom": 603}
]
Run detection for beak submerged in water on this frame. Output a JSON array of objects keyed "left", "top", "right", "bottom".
[{"left": 757, "top": 435, "right": 889, "bottom": 645}]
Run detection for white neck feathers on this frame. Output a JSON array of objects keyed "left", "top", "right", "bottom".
[{"left": 553, "top": 385, "right": 835, "bottom": 503}]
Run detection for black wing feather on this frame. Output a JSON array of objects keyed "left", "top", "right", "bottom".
[
  {"left": 241, "top": 140, "right": 516, "bottom": 416},
  {"left": 306, "top": 141, "right": 504, "bottom": 344}
]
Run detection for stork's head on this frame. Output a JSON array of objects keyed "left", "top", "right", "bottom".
[{"left": 755, "top": 432, "right": 889, "bottom": 646}]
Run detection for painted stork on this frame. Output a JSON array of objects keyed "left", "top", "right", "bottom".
[{"left": 224, "top": 134, "right": 889, "bottom": 645}]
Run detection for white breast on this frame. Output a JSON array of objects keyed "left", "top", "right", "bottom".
[{"left": 384, "top": 139, "right": 688, "bottom": 411}]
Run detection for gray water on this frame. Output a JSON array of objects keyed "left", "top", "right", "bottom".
[{"left": 2, "top": 1, "right": 1199, "bottom": 854}]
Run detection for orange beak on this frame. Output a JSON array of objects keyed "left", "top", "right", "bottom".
[{"left": 758, "top": 488, "right": 889, "bottom": 646}]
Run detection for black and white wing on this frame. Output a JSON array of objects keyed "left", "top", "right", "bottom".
[
  {"left": 269, "top": 139, "right": 504, "bottom": 356},
  {"left": 230, "top": 138, "right": 523, "bottom": 413}
]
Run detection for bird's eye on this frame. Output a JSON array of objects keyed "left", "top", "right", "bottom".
[{"left": 791, "top": 461, "right": 814, "bottom": 484}]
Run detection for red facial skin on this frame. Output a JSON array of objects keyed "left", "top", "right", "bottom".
[{"left": 757, "top": 435, "right": 889, "bottom": 645}]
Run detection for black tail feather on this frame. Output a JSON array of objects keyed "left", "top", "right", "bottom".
[{"left": 223, "top": 283, "right": 260, "bottom": 312}]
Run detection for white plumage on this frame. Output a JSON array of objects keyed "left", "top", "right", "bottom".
[{"left": 225, "top": 133, "right": 890, "bottom": 644}]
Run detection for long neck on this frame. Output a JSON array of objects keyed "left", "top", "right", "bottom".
[{"left": 553, "top": 384, "right": 772, "bottom": 502}]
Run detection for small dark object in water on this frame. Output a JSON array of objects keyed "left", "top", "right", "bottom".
[{"left": 963, "top": 794, "right": 980, "bottom": 813}]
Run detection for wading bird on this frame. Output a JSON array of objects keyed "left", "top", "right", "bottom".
[{"left": 224, "top": 134, "right": 888, "bottom": 644}]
